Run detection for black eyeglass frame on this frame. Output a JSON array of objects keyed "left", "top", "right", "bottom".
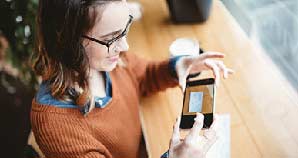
[{"left": 82, "top": 15, "right": 133, "bottom": 52}]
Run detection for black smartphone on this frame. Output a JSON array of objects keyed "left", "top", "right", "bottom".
[{"left": 180, "top": 78, "right": 216, "bottom": 129}]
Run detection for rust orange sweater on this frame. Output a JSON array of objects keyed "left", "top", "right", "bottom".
[{"left": 31, "top": 52, "right": 179, "bottom": 158}]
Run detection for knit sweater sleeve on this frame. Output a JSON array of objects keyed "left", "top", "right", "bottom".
[
  {"left": 122, "top": 52, "right": 179, "bottom": 96},
  {"left": 31, "top": 110, "right": 110, "bottom": 158}
]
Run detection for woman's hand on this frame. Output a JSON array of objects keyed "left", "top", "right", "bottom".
[
  {"left": 169, "top": 113, "right": 218, "bottom": 158},
  {"left": 176, "top": 51, "right": 234, "bottom": 91}
]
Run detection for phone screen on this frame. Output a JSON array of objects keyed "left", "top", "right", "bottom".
[
  {"left": 180, "top": 78, "right": 215, "bottom": 129},
  {"left": 183, "top": 84, "right": 214, "bottom": 115}
]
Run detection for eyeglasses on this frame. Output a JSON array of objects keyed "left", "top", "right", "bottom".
[{"left": 82, "top": 15, "right": 133, "bottom": 53}]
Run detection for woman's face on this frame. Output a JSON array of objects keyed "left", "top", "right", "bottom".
[{"left": 83, "top": 2, "right": 130, "bottom": 72}]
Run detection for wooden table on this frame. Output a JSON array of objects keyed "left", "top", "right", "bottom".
[{"left": 128, "top": 0, "right": 298, "bottom": 157}]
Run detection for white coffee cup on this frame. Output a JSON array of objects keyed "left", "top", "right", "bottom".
[{"left": 169, "top": 38, "right": 200, "bottom": 57}]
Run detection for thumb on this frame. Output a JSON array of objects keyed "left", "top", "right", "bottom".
[
  {"left": 178, "top": 65, "right": 193, "bottom": 92},
  {"left": 179, "top": 78, "right": 186, "bottom": 93}
]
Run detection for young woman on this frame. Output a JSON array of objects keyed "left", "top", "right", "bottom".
[{"left": 31, "top": 0, "right": 234, "bottom": 158}]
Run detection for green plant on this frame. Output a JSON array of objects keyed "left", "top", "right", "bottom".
[{"left": 0, "top": 0, "right": 38, "bottom": 86}]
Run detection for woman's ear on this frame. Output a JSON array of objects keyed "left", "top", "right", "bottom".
[{"left": 82, "top": 39, "right": 89, "bottom": 48}]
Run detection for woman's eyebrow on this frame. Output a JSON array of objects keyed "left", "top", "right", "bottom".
[{"left": 100, "top": 30, "right": 122, "bottom": 38}]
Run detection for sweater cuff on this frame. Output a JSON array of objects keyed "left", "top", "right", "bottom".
[
  {"left": 169, "top": 48, "right": 205, "bottom": 79},
  {"left": 160, "top": 150, "right": 169, "bottom": 158},
  {"left": 169, "top": 55, "right": 185, "bottom": 79}
]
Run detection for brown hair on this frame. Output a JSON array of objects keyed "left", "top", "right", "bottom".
[{"left": 32, "top": 0, "right": 121, "bottom": 102}]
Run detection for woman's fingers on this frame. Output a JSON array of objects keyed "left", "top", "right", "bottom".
[
  {"left": 171, "top": 116, "right": 181, "bottom": 147},
  {"left": 204, "top": 114, "right": 218, "bottom": 139},
  {"left": 204, "top": 129, "right": 217, "bottom": 141},
  {"left": 215, "top": 61, "right": 235, "bottom": 79},
  {"left": 185, "top": 113, "right": 204, "bottom": 144},
  {"left": 227, "top": 68, "right": 235, "bottom": 75},
  {"left": 202, "top": 114, "right": 218, "bottom": 154},
  {"left": 210, "top": 114, "right": 218, "bottom": 130},
  {"left": 202, "top": 129, "right": 217, "bottom": 155},
  {"left": 178, "top": 65, "right": 193, "bottom": 92},
  {"left": 170, "top": 114, "right": 219, "bottom": 157},
  {"left": 215, "top": 61, "right": 228, "bottom": 79},
  {"left": 205, "top": 60, "right": 220, "bottom": 86},
  {"left": 199, "top": 51, "right": 225, "bottom": 60},
  {"left": 204, "top": 59, "right": 235, "bottom": 86},
  {"left": 176, "top": 57, "right": 193, "bottom": 92}
]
